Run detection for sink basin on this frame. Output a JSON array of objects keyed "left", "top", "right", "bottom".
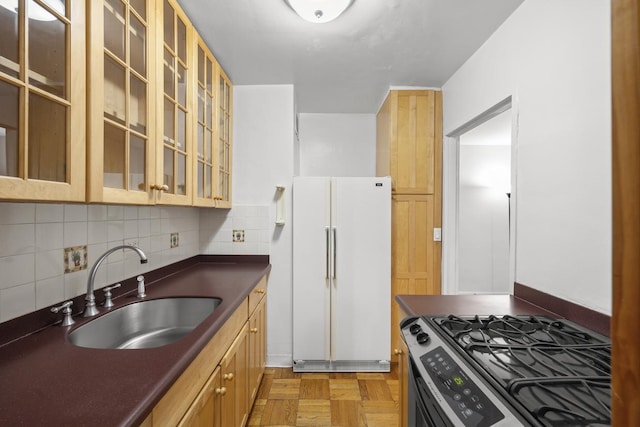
[{"left": 68, "top": 297, "right": 221, "bottom": 349}]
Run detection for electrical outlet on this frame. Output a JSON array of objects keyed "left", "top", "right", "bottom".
[
  {"left": 124, "top": 239, "right": 139, "bottom": 248},
  {"left": 170, "top": 232, "right": 179, "bottom": 248}
]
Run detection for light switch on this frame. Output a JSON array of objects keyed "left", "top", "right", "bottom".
[{"left": 433, "top": 228, "right": 442, "bottom": 242}]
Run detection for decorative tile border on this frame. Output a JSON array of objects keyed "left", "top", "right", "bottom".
[{"left": 63, "top": 245, "right": 87, "bottom": 273}]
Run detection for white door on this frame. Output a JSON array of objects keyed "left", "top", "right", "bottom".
[
  {"left": 292, "top": 177, "right": 331, "bottom": 361},
  {"left": 333, "top": 177, "right": 391, "bottom": 361}
]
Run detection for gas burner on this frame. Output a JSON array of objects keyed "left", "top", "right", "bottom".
[
  {"left": 438, "top": 315, "right": 607, "bottom": 348},
  {"left": 428, "top": 315, "right": 612, "bottom": 426}
]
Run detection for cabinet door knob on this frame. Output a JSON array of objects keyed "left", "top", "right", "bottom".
[
  {"left": 151, "top": 184, "right": 169, "bottom": 191},
  {"left": 250, "top": 327, "right": 258, "bottom": 333},
  {"left": 223, "top": 373, "right": 234, "bottom": 381},
  {"left": 215, "top": 387, "right": 227, "bottom": 395}
]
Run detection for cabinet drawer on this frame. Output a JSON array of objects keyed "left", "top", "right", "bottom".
[{"left": 248, "top": 275, "right": 267, "bottom": 315}]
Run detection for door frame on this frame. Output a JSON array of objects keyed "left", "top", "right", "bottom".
[{"left": 441, "top": 96, "right": 519, "bottom": 295}]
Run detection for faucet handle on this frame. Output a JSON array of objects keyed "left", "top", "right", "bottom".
[
  {"left": 51, "top": 301, "right": 75, "bottom": 327},
  {"left": 102, "top": 283, "right": 122, "bottom": 308}
]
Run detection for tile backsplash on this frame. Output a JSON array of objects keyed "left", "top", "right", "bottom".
[
  {"left": 0, "top": 203, "right": 200, "bottom": 322},
  {"left": 0, "top": 203, "right": 271, "bottom": 323},
  {"left": 200, "top": 205, "right": 270, "bottom": 256}
]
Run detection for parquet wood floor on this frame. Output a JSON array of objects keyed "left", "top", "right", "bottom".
[{"left": 248, "top": 366, "right": 400, "bottom": 426}]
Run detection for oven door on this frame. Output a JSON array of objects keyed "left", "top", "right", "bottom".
[{"left": 408, "top": 355, "right": 454, "bottom": 427}]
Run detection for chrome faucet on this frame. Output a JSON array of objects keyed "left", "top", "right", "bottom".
[{"left": 84, "top": 245, "right": 148, "bottom": 317}]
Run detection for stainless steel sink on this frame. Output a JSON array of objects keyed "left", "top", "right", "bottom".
[{"left": 68, "top": 297, "right": 221, "bottom": 349}]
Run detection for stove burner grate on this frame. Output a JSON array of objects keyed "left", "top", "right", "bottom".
[{"left": 432, "top": 315, "right": 612, "bottom": 426}]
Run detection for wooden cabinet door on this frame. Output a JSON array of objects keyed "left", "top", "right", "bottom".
[
  {"left": 178, "top": 366, "right": 223, "bottom": 427},
  {"left": 155, "top": 0, "right": 193, "bottom": 206},
  {"left": 376, "top": 90, "right": 442, "bottom": 195},
  {"left": 87, "top": 0, "right": 157, "bottom": 204},
  {"left": 220, "top": 323, "right": 248, "bottom": 427},
  {"left": 192, "top": 36, "right": 217, "bottom": 207},
  {"left": 0, "top": 1, "right": 86, "bottom": 202},
  {"left": 248, "top": 296, "right": 266, "bottom": 404},
  {"left": 214, "top": 67, "right": 232, "bottom": 208},
  {"left": 391, "top": 194, "right": 441, "bottom": 357}
]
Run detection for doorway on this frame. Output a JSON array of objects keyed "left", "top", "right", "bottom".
[{"left": 442, "top": 97, "right": 516, "bottom": 295}]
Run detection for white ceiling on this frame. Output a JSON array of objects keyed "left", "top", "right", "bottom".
[{"left": 178, "top": 0, "right": 524, "bottom": 114}]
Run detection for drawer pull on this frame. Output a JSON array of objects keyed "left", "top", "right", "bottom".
[
  {"left": 215, "top": 387, "right": 227, "bottom": 396},
  {"left": 254, "top": 289, "right": 265, "bottom": 294},
  {"left": 393, "top": 349, "right": 403, "bottom": 355},
  {"left": 250, "top": 328, "right": 258, "bottom": 333},
  {"left": 223, "top": 373, "right": 234, "bottom": 381}
]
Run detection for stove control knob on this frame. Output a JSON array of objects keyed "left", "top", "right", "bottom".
[
  {"left": 416, "top": 332, "right": 430, "bottom": 345},
  {"left": 409, "top": 324, "right": 422, "bottom": 335}
]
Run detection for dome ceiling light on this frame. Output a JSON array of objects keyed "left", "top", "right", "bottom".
[{"left": 285, "top": 0, "right": 354, "bottom": 24}]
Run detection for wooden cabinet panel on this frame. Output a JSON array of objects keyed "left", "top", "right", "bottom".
[
  {"left": 377, "top": 90, "right": 441, "bottom": 195},
  {"left": 215, "top": 66, "right": 232, "bottom": 208},
  {"left": 248, "top": 296, "right": 266, "bottom": 404},
  {"left": 220, "top": 323, "right": 249, "bottom": 427},
  {"left": 87, "top": 0, "right": 157, "bottom": 204},
  {"left": 155, "top": 0, "right": 193, "bottom": 206},
  {"left": 179, "top": 366, "right": 222, "bottom": 427},
  {"left": 390, "top": 193, "right": 440, "bottom": 358},
  {"left": 0, "top": 1, "right": 85, "bottom": 202},
  {"left": 378, "top": 89, "right": 442, "bottom": 362},
  {"left": 248, "top": 276, "right": 267, "bottom": 316}
]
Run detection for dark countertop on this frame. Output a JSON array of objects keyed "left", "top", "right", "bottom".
[
  {"left": 397, "top": 294, "right": 559, "bottom": 318},
  {"left": 0, "top": 257, "right": 271, "bottom": 426}
]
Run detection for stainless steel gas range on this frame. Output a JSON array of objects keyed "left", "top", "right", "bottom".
[{"left": 401, "top": 314, "right": 611, "bottom": 426}]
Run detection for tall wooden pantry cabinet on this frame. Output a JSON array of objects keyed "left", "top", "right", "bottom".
[{"left": 376, "top": 89, "right": 443, "bottom": 363}]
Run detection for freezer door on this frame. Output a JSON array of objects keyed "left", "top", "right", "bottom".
[
  {"left": 333, "top": 177, "right": 391, "bottom": 361},
  {"left": 293, "top": 177, "right": 332, "bottom": 361}
]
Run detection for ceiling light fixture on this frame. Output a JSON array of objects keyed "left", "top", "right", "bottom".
[{"left": 286, "top": 0, "right": 354, "bottom": 24}]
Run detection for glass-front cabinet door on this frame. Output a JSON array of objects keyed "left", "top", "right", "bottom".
[
  {"left": 157, "top": 0, "right": 192, "bottom": 205},
  {"left": 0, "top": 0, "right": 85, "bottom": 201},
  {"left": 87, "top": 0, "right": 156, "bottom": 204},
  {"left": 193, "top": 36, "right": 216, "bottom": 207},
  {"left": 216, "top": 67, "right": 232, "bottom": 208}
]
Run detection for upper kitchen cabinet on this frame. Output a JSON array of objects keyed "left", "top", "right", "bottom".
[
  {"left": 216, "top": 66, "right": 232, "bottom": 208},
  {"left": 377, "top": 90, "right": 442, "bottom": 195},
  {"left": 155, "top": 0, "right": 193, "bottom": 206},
  {"left": 192, "top": 35, "right": 217, "bottom": 207},
  {"left": 0, "top": 0, "right": 86, "bottom": 202},
  {"left": 87, "top": 0, "right": 157, "bottom": 204}
]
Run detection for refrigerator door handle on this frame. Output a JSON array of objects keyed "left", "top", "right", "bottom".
[
  {"left": 325, "top": 226, "right": 330, "bottom": 279},
  {"left": 332, "top": 226, "right": 337, "bottom": 279}
]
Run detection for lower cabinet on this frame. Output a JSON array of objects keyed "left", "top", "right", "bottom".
[
  {"left": 220, "top": 324, "right": 249, "bottom": 427},
  {"left": 150, "top": 275, "right": 268, "bottom": 427},
  {"left": 248, "top": 295, "right": 266, "bottom": 403},
  {"left": 178, "top": 366, "right": 223, "bottom": 427}
]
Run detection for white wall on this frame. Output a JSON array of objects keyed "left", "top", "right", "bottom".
[
  {"left": 221, "top": 84, "right": 295, "bottom": 366},
  {"left": 298, "top": 113, "right": 376, "bottom": 177},
  {"left": 458, "top": 145, "right": 511, "bottom": 294},
  {"left": 442, "top": 0, "right": 612, "bottom": 314}
]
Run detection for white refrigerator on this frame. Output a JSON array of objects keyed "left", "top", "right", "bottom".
[{"left": 292, "top": 176, "right": 391, "bottom": 372}]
